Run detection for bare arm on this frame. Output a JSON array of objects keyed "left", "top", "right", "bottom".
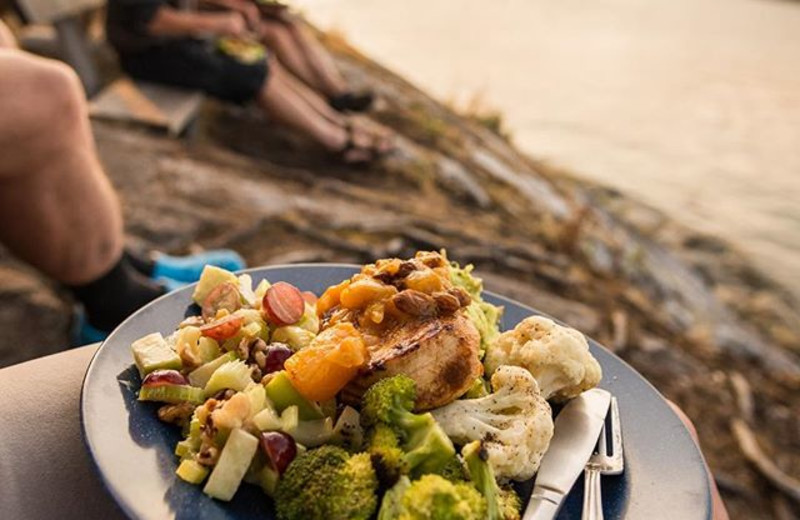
[
  {"left": 146, "top": 6, "right": 245, "bottom": 37},
  {"left": 0, "top": 19, "right": 18, "bottom": 48}
]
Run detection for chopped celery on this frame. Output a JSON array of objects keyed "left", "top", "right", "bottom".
[
  {"left": 203, "top": 428, "right": 259, "bottom": 501},
  {"left": 252, "top": 406, "right": 282, "bottom": 431},
  {"left": 238, "top": 274, "right": 258, "bottom": 307},
  {"left": 197, "top": 337, "right": 221, "bottom": 364},
  {"left": 176, "top": 459, "right": 210, "bottom": 484},
  {"left": 192, "top": 266, "right": 239, "bottom": 305},
  {"left": 241, "top": 322, "right": 263, "bottom": 339},
  {"left": 331, "top": 406, "right": 364, "bottom": 451},
  {"left": 296, "top": 303, "right": 320, "bottom": 334},
  {"left": 232, "top": 308, "right": 265, "bottom": 326},
  {"left": 283, "top": 416, "right": 334, "bottom": 448},
  {"left": 254, "top": 279, "right": 271, "bottom": 305},
  {"left": 204, "top": 360, "right": 253, "bottom": 397},
  {"left": 138, "top": 384, "right": 205, "bottom": 404},
  {"left": 244, "top": 383, "right": 267, "bottom": 417},
  {"left": 280, "top": 405, "right": 299, "bottom": 432},
  {"left": 188, "top": 352, "right": 237, "bottom": 388},
  {"left": 257, "top": 465, "right": 280, "bottom": 497},
  {"left": 131, "top": 333, "right": 181, "bottom": 377},
  {"left": 270, "top": 326, "right": 315, "bottom": 351},
  {"left": 264, "top": 372, "right": 323, "bottom": 420},
  {"left": 175, "top": 440, "right": 195, "bottom": 459}
]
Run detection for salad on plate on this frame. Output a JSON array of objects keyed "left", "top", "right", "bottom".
[{"left": 128, "top": 251, "right": 602, "bottom": 519}]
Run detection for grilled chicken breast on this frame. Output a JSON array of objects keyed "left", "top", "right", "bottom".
[{"left": 343, "top": 313, "right": 483, "bottom": 410}]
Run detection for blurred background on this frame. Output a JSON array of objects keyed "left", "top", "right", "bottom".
[{"left": 294, "top": 0, "right": 800, "bottom": 300}]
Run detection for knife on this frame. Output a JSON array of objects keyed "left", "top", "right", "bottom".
[{"left": 523, "top": 388, "right": 612, "bottom": 520}]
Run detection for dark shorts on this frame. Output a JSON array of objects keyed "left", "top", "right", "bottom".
[{"left": 119, "top": 40, "right": 269, "bottom": 104}]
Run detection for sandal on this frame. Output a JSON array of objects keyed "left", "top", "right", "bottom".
[{"left": 329, "top": 90, "right": 375, "bottom": 113}]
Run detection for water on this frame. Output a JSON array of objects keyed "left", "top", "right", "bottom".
[{"left": 294, "top": 0, "right": 800, "bottom": 297}]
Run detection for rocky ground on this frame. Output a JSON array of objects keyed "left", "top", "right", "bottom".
[{"left": 0, "top": 33, "right": 798, "bottom": 519}]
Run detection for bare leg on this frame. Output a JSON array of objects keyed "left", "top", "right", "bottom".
[
  {"left": 0, "top": 51, "right": 124, "bottom": 285},
  {"left": 257, "top": 60, "right": 346, "bottom": 151},
  {"left": 260, "top": 18, "right": 347, "bottom": 98}
]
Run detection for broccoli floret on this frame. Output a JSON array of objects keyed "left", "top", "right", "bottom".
[
  {"left": 362, "top": 375, "right": 456, "bottom": 476},
  {"left": 462, "top": 441, "right": 520, "bottom": 520},
  {"left": 434, "top": 455, "right": 467, "bottom": 483},
  {"left": 274, "top": 445, "right": 378, "bottom": 520},
  {"left": 367, "top": 423, "right": 409, "bottom": 488},
  {"left": 378, "top": 475, "right": 486, "bottom": 520}
]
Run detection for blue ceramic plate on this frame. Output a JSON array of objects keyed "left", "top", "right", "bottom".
[{"left": 81, "top": 264, "right": 711, "bottom": 520}]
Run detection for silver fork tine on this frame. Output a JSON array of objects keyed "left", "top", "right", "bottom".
[{"left": 581, "top": 396, "right": 624, "bottom": 520}]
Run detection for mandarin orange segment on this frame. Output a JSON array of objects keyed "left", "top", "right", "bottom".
[
  {"left": 339, "top": 278, "right": 397, "bottom": 310},
  {"left": 404, "top": 269, "right": 445, "bottom": 293},
  {"left": 283, "top": 323, "right": 367, "bottom": 402},
  {"left": 316, "top": 279, "right": 350, "bottom": 317}
]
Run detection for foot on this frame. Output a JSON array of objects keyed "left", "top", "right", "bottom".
[
  {"left": 329, "top": 90, "right": 375, "bottom": 113},
  {"left": 151, "top": 249, "right": 246, "bottom": 283},
  {"left": 331, "top": 122, "right": 395, "bottom": 166}
]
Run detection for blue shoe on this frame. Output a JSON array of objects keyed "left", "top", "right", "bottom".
[
  {"left": 151, "top": 249, "right": 246, "bottom": 283},
  {"left": 72, "top": 308, "right": 110, "bottom": 346}
]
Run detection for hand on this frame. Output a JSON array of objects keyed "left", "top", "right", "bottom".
[{"left": 213, "top": 12, "right": 247, "bottom": 37}]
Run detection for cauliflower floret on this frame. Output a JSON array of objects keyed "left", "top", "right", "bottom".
[
  {"left": 430, "top": 366, "right": 553, "bottom": 481},
  {"left": 485, "top": 316, "right": 602, "bottom": 402}
]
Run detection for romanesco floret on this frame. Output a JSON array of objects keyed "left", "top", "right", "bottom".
[
  {"left": 378, "top": 475, "right": 487, "bottom": 520},
  {"left": 462, "top": 441, "right": 520, "bottom": 520},
  {"left": 274, "top": 445, "right": 378, "bottom": 520},
  {"left": 430, "top": 366, "right": 554, "bottom": 481},
  {"left": 484, "top": 315, "right": 602, "bottom": 401},
  {"left": 362, "top": 375, "right": 456, "bottom": 477}
]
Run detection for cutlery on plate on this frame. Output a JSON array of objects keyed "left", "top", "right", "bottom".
[
  {"left": 581, "top": 396, "right": 624, "bottom": 520},
  {"left": 523, "top": 388, "right": 612, "bottom": 520}
]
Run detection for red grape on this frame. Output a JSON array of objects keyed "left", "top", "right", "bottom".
[
  {"left": 199, "top": 315, "right": 244, "bottom": 341},
  {"left": 142, "top": 369, "right": 188, "bottom": 387},
  {"left": 260, "top": 431, "right": 297, "bottom": 475},
  {"left": 262, "top": 344, "right": 293, "bottom": 375},
  {"left": 202, "top": 282, "right": 241, "bottom": 320},
  {"left": 301, "top": 291, "right": 318, "bottom": 306},
  {"left": 262, "top": 282, "right": 305, "bottom": 326}
]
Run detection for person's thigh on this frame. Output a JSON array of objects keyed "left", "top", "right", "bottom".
[
  {"left": 121, "top": 41, "right": 268, "bottom": 104},
  {"left": 0, "top": 346, "right": 125, "bottom": 519}
]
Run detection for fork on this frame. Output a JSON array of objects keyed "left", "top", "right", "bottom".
[{"left": 581, "top": 396, "right": 624, "bottom": 520}]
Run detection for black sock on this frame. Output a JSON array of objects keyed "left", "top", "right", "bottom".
[
  {"left": 69, "top": 256, "right": 166, "bottom": 332},
  {"left": 124, "top": 249, "right": 156, "bottom": 277}
]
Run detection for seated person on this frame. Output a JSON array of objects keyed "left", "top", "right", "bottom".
[
  {"left": 0, "top": 20, "right": 244, "bottom": 346},
  {"left": 105, "top": 0, "right": 391, "bottom": 164},
  {"left": 206, "top": 0, "right": 374, "bottom": 112}
]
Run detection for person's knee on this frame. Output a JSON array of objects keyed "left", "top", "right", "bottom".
[
  {"left": 9, "top": 56, "right": 84, "bottom": 131},
  {"left": 31, "top": 59, "right": 85, "bottom": 127},
  {"left": 0, "top": 55, "right": 87, "bottom": 176}
]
